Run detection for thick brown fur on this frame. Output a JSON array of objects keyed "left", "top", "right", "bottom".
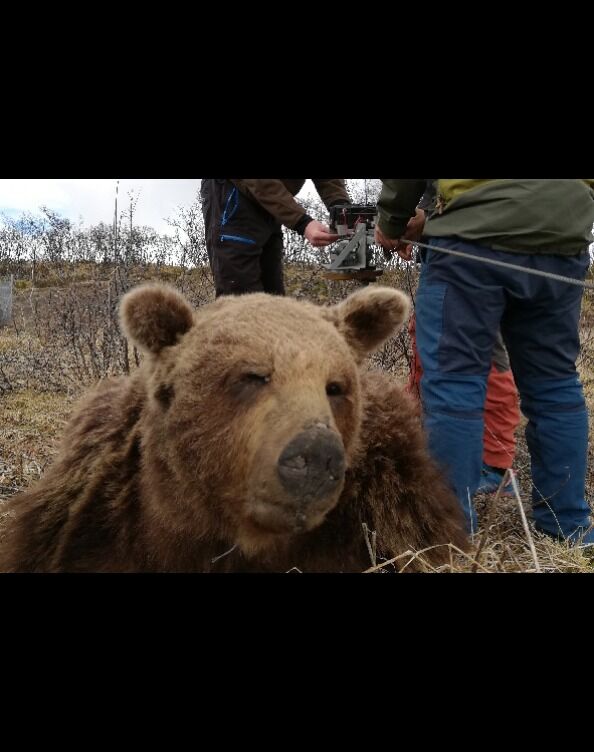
[{"left": 0, "top": 285, "right": 468, "bottom": 572}]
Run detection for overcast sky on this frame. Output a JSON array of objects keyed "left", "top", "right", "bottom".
[
  {"left": 0, "top": 179, "right": 373, "bottom": 239},
  {"left": 0, "top": 179, "right": 203, "bottom": 235}
]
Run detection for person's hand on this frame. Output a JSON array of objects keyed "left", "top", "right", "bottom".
[
  {"left": 374, "top": 208, "right": 426, "bottom": 261},
  {"left": 398, "top": 208, "right": 426, "bottom": 260},
  {"left": 304, "top": 220, "right": 340, "bottom": 248},
  {"left": 403, "top": 208, "right": 426, "bottom": 244},
  {"left": 374, "top": 225, "right": 400, "bottom": 259}
]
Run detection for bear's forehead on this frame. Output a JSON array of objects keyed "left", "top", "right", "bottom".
[
  {"left": 178, "top": 295, "right": 354, "bottom": 371},
  {"left": 194, "top": 319, "right": 347, "bottom": 359},
  {"left": 206, "top": 293, "right": 326, "bottom": 320},
  {"left": 196, "top": 295, "right": 343, "bottom": 345}
]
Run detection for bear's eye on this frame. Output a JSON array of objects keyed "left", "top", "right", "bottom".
[
  {"left": 326, "top": 382, "right": 344, "bottom": 397},
  {"left": 242, "top": 373, "right": 271, "bottom": 385}
]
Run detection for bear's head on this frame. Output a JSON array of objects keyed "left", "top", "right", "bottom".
[{"left": 120, "top": 285, "right": 410, "bottom": 556}]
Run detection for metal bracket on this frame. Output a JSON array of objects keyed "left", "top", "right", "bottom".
[{"left": 322, "top": 222, "right": 374, "bottom": 272}]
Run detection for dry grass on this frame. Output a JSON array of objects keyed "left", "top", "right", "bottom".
[
  {"left": 1, "top": 261, "right": 593, "bottom": 573},
  {"left": 0, "top": 389, "right": 74, "bottom": 500}
]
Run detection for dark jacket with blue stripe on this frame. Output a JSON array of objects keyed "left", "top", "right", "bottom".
[{"left": 230, "top": 179, "right": 349, "bottom": 232}]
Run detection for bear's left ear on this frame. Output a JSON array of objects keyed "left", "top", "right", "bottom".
[
  {"left": 119, "top": 284, "right": 195, "bottom": 355},
  {"left": 323, "top": 286, "right": 410, "bottom": 361}
]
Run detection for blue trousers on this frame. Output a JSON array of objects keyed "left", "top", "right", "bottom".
[{"left": 415, "top": 236, "right": 593, "bottom": 544}]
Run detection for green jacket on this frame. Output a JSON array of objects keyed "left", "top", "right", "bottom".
[{"left": 377, "top": 179, "right": 594, "bottom": 254}]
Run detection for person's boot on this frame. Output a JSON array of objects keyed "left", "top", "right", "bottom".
[{"left": 475, "top": 463, "right": 514, "bottom": 496}]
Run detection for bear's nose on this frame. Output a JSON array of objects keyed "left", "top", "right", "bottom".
[{"left": 277, "top": 426, "right": 346, "bottom": 500}]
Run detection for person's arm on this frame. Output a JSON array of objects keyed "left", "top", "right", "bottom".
[
  {"left": 311, "top": 179, "right": 350, "bottom": 211},
  {"left": 231, "top": 179, "right": 340, "bottom": 247},
  {"left": 376, "top": 180, "right": 427, "bottom": 238},
  {"left": 375, "top": 180, "right": 428, "bottom": 260},
  {"left": 231, "top": 179, "right": 308, "bottom": 229},
  {"left": 386, "top": 180, "right": 436, "bottom": 260}
]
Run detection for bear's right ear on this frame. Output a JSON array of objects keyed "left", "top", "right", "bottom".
[{"left": 119, "top": 284, "right": 195, "bottom": 355}]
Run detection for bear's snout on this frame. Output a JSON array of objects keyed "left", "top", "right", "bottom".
[{"left": 277, "top": 425, "right": 346, "bottom": 502}]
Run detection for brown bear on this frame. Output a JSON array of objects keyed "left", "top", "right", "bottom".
[{"left": 0, "top": 284, "right": 467, "bottom": 572}]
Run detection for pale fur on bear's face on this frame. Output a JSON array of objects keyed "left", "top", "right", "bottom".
[{"left": 120, "top": 285, "right": 410, "bottom": 557}]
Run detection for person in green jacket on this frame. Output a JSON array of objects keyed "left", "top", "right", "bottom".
[{"left": 375, "top": 179, "right": 594, "bottom": 546}]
